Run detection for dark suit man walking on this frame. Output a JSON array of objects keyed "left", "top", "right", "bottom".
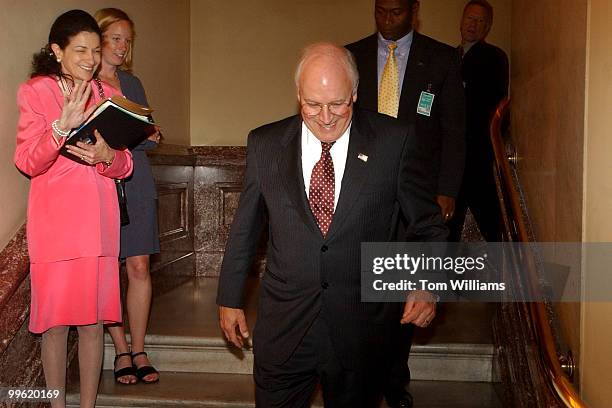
[
  {"left": 216, "top": 43, "right": 446, "bottom": 407},
  {"left": 447, "top": 0, "right": 509, "bottom": 242},
  {"left": 346, "top": 0, "right": 466, "bottom": 222},
  {"left": 346, "top": 1, "right": 465, "bottom": 406}
]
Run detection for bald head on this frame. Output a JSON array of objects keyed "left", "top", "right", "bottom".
[
  {"left": 295, "top": 43, "right": 358, "bottom": 143},
  {"left": 295, "top": 42, "right": 359, "bottom": 94}
]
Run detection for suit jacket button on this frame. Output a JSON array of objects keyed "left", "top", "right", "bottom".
[
  {"left": 321, "top": 281, "right": 329, "bottom": 289},
  {"left": 321, "top": 245, "right": 328, "bottom": 252}
]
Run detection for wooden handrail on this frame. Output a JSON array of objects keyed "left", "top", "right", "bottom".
[{"left": 489, "top": 99, "right": 588, "bottom": 408}]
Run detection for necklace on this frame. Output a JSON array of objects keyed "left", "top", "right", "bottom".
[
  {"left": 57, "top": 75, "right": 73, "bottom": 95},
  {"left": 93, "top": 78, "right": 106, "bottom": 99}
]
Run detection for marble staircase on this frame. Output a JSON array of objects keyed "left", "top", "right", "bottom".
[{"left": 67, "top": 277, "right": 502, "bottom": 407}]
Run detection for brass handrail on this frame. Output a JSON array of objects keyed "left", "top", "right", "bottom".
[{"left": 489, "top": 99, "right": 587, "bottom": 408}]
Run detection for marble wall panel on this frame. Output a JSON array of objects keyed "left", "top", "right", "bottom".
[
  {"left": 0, "top": 279, "right": 29, "bottom": 356},
  {"left": 0, "top": 225, "right": 47, "bottom": 401},
  {"left": 194, "top": 165, "right": 246, "bottom": 277},
  {"left": 0, "top": 227, "right": 28, "bottom": 311},
  {"left": 185, "top": 146, "right": 247, "bottom": 277},
  {"left": 0, "top": 318, "right": 44, "bottom": 400},
  {"left": 158, "top": 182, "right": 190, "bottom": 242},
  {"left": 0, "top": 226, "right": 29, "bottom": 357},
  {"left": 151, "top": 164, "right": 195, "bottom": 278},
  {"left": 149, "top": 145, "right": 268, "bottom": 277}
]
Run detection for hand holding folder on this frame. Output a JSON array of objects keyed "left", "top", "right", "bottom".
[{"left": 61, "top": 95, "right": 156, "bottom": 163}]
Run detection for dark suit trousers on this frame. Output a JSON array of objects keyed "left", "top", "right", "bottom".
[
  {"left": 447, "top": 157, "right": 502, "bottom": 242},
  {"left": 254, "top": 316, "right": 384, "bottom": 408},
  {"left": 385, "top": 323, "right": 415, "bottom": 394}
]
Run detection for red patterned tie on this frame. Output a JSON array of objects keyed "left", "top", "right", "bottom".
[{"left": 309, "top": 142, "right": 335, "bottom": 237}]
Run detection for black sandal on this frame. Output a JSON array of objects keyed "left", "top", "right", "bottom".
[
  {"left": 131, "top": 351, "right": 159, "bottom": 384},
  {"left": 113, "top": 352, "right": 137, "bottom": 384}
]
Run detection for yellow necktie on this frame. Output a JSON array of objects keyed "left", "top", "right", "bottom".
[{"left": 378, "top": 42, "right": 399, "bottom": 118}]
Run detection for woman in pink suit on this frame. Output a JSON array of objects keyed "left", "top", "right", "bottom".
[{"left": 14, "top": 10, "right": 133, "bottom": 408}]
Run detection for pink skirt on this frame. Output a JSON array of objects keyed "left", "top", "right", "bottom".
[{"left": 29, "top": 257, "right": 121, "bottom": 333}]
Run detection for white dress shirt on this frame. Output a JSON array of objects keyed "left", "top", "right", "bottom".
[{"left": 301, "top": 122, "right": 351, "bottom": 211}]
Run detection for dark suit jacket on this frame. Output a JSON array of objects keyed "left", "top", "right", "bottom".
[
  {"left": 462, "top": 41, "right": 509, "bottom": 165},
  {"left": 346, "top": 32, "right": 466, "bottom": 198},
  {"left": 216, "top": 109, "right": 446, "bottom": 369}
]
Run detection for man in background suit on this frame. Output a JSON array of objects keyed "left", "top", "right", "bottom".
[
  {"left": 216, "top": 43, "right": 446, "bottom": 407},
  {"left": 447, "top": 0, "right": 509, "bottom": 242},
  {"left": 347, "top": 1, "right": 465, "bottom": 406},
  {"left": 346, "top": 0, "right": 465, "bottom": 222}
]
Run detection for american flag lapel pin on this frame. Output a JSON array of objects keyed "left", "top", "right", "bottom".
[{"left": 358, "top": 153, "right": 368, "bottom": 162}]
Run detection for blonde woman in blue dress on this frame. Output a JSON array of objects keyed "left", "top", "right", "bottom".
[{"left": 95, "top": 7, "right": 161, "bottom": 385}]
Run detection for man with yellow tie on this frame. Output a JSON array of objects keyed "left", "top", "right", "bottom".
[{"left": 347, "top": 1, "right": 465, "bottom": 407}]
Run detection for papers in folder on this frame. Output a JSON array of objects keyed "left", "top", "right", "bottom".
[{"left": 61, "top": 96, "right": 156, "bottom": 162}]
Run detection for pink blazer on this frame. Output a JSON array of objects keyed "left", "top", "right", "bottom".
[{"left": 14, "top": 76, "right": 133, "bottom": 263}]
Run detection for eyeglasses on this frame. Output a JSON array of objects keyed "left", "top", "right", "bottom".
[{"left": 300, "top": 98, "right": 353, "bottom": 116}]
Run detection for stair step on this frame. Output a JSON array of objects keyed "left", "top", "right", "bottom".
[
  {"left": 103, "top": 335, "right": 493, "bottom": 382},
  {"left": 66, "top": 371, "right": 502, "bottom": 408},
  {"left": 67, "top": 371, "right": 318, "bottom": 408},
  {"left": 102, "top": 277, "right": 495, "bottom": 383}
]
